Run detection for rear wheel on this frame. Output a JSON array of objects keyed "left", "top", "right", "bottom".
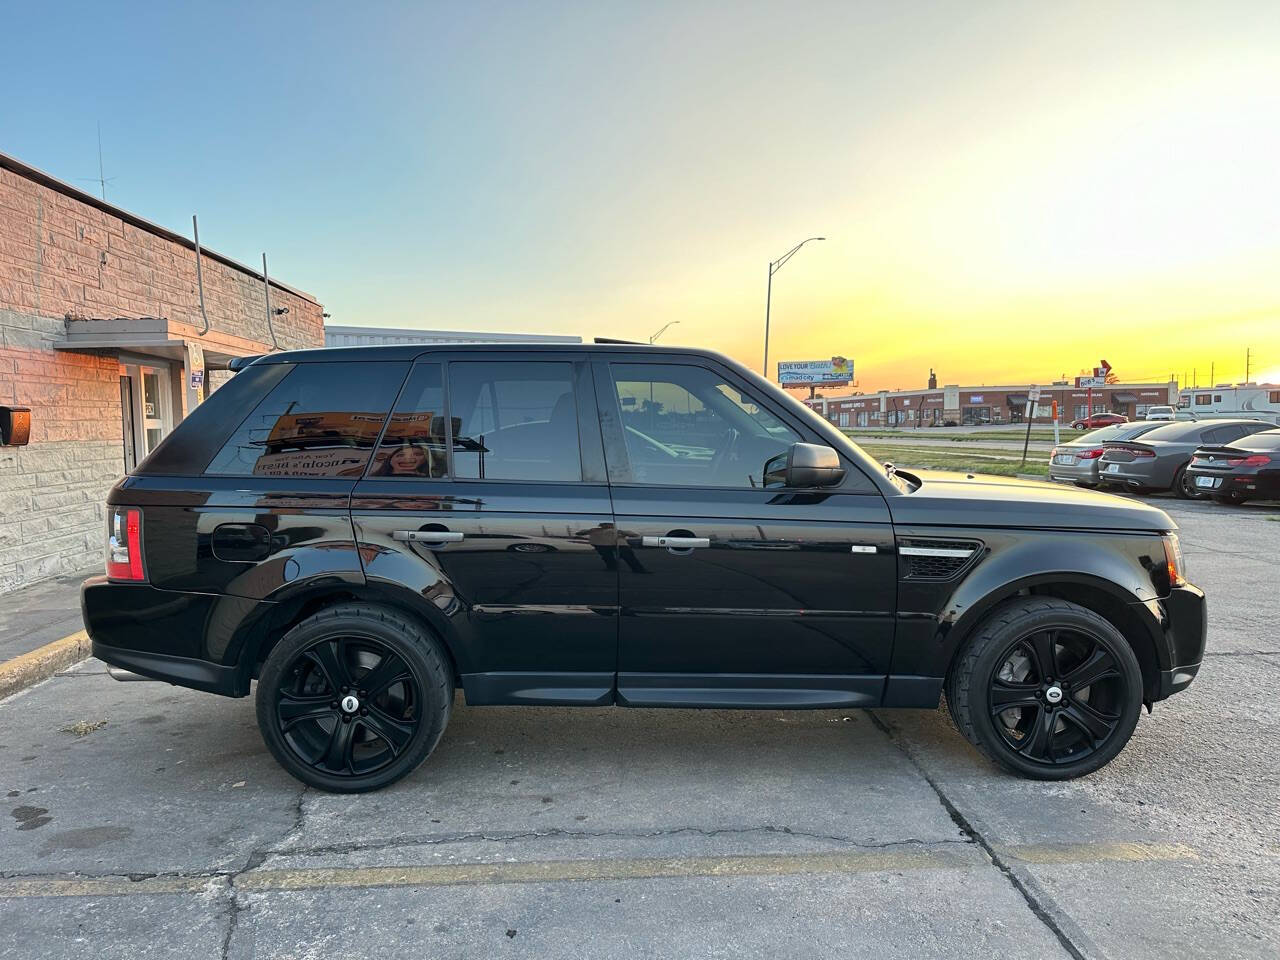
[
  {"left": 1172, "top": 464, "right": 1201, "bottom": 500},
  {"left": 255, "top": 603, "right": 453, "bottom": 793},
  {"left": 946, "top": 598, "right": 1143, "bottom": 780}
]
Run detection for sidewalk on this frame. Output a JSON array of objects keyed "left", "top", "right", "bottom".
[{"left": 0, "top": 565, "right": 97, "bottom": 697}]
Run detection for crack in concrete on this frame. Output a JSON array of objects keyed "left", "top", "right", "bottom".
[{"left": 868, "top": 710, "right": 1101, "bottom": 960}]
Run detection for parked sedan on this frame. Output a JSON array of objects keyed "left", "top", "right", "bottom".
[
  {"left": 1048, "top": 421, "right": 1165, "bottom": 488},
  {"left": 1098, "top": 419, "right": 1274, "bottom": 497},
  {"left": 1185, "top": 428, "right": 1280, "bottom": 504},
  {"left": 1071, "top": 412, "right": 1127, "bottom": 430}
]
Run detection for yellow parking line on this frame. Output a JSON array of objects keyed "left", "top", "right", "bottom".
[
  {"left": 1000, "top": 842, "right": 1198, "bottom": 865},
  {"left": 0, "top": 630, "right": 91, "bottom": 700},
  {"left": 0, "top": 875, "right": 216, "bottom": 898}
]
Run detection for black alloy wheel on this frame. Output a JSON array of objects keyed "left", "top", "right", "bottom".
[
  {"left": 256, "top": 604, "right": 452, "bottom": 792},
  {"left": 1172, "top": 464, "right": 1201, "bottom": 500},
  {"left": 947, "top": 598, "right": 1143, "bottom": 780},
  {"left": 987, "top": 629, "right": 1127, "bottom": 766}
]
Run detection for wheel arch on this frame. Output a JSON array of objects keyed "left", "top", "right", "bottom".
[
  {"left": 941, "top": 573, "right": 1168, "bottom": 702},
  {"left": 229, "top": 579, "right": 467, "bottom": 695}
]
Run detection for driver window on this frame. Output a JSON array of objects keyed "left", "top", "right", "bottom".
[{"left": 609, "top": 363, "right": 801, "bottom": 487}]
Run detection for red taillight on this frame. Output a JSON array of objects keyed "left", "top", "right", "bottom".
[
  {"left": 1078, "top": 447, "right": 1105, "bottom": 460},
  {"left": 1133, "top": 449, "right": 1156, "bottom": 458},
  {"left": 1241, "top": 455, "right": 1272, "bottom": 467},
  {"left": 106, "top": 507, "right": 145, "bottom": 581}
]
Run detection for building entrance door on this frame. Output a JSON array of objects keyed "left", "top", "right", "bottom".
[{"left": 120, "top": 361, "right": 173, "bottom": 465}]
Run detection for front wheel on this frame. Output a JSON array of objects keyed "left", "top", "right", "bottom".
[
  {"left": 946, "top": 598, "right": 1143, "bottom": 780},
  {"left": 255, "top": 604, "right": 453, "bottom": 793}
]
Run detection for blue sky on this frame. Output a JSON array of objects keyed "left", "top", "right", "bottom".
[{"left": 4, "top": 1, "right": 1278, "bottom": 387}]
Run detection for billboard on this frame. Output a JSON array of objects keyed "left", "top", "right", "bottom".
[{"left": 777, "top": 356, "right": 854, "bottom": 387}]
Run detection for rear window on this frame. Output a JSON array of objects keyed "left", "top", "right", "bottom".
[
  {"left": 1136, "top": 421, "right": 1214, "bottom": 442},
  {"left": 1232, "top": 430, "right": 1280, "bottom": 451},
  {"left": 205, "top": 361, "right": 409, "bottom": 477}
]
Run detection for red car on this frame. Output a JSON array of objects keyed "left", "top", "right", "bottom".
[{"left": 1071, "top": 412, "right": 1128, "bottom": 430}]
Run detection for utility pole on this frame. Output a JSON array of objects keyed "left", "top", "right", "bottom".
[
  {"left": 1210, "top": 361, "right": 1214, "bottom": 387},
  {"left": 1245, "top": 347, "right": 1252, "bottom": 383}
]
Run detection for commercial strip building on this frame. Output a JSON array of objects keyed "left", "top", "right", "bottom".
[
  {"left": 806, "top": 379, "right": 1179, "bottom": 428},
  {"left": 0, "top": 151, "right": 324, "bottom": 591}
]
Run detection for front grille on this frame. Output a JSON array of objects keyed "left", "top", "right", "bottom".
[{"left": 898, "top": 538, "right": 982, "bottom": 581}]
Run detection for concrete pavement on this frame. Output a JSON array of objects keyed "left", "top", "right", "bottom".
[{"left": 1, "top": 501, "right": 1277, "bottom": 958}]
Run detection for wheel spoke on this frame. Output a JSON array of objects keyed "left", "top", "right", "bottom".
[
  {"left": 1061, "top": 700, "right": 1118, "bottom": 745},
  {"left": 990, "top": 681, "right": 1040, "bottom": 713},
  {"left": 277, "top": 693, "right": 332, "bottom": 730},
  {"left": 307, "top": 639, "right": 352, "bottom": 692},
  {"left": 1025, "top": 631, "right": 1060, "bottom": 681},
  {"left": 1017, "top": 705, "right": 1056, "bottom": 761},
  {"left": 358, "top": 651, "right": 411, "bottom": 699},
  {"left": 1062, "top": 646, "right": 1120, "bottom": 690},
  {"left": 361, "top": 706, "right": 416, "bottom": 757},
  {"left": 320, "top": 717, "right": 357, "bottom": 773}
]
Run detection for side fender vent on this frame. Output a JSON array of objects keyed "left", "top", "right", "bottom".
[{"left": 898, "top": 538, "right": 983, "bottom": 581}]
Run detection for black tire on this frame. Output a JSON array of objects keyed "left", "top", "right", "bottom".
[
  {"left": 946, "top": 597, "right": 1143, "bottom": 780},
  {"left": 255, "top": 603, "right": 453, "bottom": 793},
  {"left": 1172, "top": 464, "right": 1201, "bottom": 500}
]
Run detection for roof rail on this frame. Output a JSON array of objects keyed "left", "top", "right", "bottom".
[{"left": 593, "top": 337, "right": 644, "bottom": 345}]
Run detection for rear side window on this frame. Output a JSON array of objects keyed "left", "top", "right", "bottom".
[
  {"left": 205, "top": 362, "right": 408, "bottom": 477},
  {"left": 448, "top": 362, "right": 581, "bottom": 481},
  {"left": 135, "top": 362, "right": 293, "bottom": 476}
]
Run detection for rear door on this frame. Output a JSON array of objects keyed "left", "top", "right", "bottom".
[
  {"left": 594, "top": 354, "right": 897, "bottom": 708},
  {"left": 351, "top": 354, "right": 618, "bottom": 705}
]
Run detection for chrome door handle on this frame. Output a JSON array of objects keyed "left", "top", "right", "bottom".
[
  {"left": 850, "top": 544, "right": 878, "bottom": 554},
  {"left": 641, "top": 536, "right": 710, "bottom": 549},
  {"left": 394, "top": 530, "right": 464, "bottom": 545}
]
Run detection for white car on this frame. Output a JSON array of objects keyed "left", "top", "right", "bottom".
[{"left": 1145, "top": 405, "right": 1176, "bottom": 420}]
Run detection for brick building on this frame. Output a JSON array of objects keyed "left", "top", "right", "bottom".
[
  {"left": 0, "top": 151, "right": 324, "bottom": 591},
  {"left": 808, "top": 380, "right": 1178, "bottom": 428}
]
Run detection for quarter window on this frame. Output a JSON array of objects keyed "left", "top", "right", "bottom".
[
  {"left": 608, "top": 363, "right": 801, "bottom": 487},
  {"left": 206, "top": 362, "right": 407, "bottom": 477},
  {"left": 448, "top": 362, "right": 582, "bottom": 482}
]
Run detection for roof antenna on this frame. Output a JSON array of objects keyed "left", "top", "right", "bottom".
[
  {"left": 191, "top": 215, "right": 210, "bottom": 335},
  {"left": 76, "top": 122, "right": 116, "bottom": 199},
  {"left": 261, "top": 253, "right": 280, "bottom": 351}
]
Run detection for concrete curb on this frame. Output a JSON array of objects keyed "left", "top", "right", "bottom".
[{"left": 0, "top": 630, "right": 91, "bottom": 700}]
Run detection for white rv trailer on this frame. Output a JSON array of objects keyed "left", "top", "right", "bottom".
[{"left": 1177, "top": 383, "right": 1280, "bottom": 425}]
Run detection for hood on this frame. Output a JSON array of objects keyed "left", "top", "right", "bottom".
[{"left": 887, "top": 469, "right": 1176, "bottom": 532}]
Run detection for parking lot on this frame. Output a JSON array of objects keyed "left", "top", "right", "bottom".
[{"left": 2, "top": 497, "right": 1277, "bottom": 959}]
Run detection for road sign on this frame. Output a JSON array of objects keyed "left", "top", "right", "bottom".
[{"left": 1028, "top": 385, "right": 1042, "bottom": 401}]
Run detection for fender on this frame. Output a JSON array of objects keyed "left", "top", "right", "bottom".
[{"left": 889, "top": 527, "right": 1171, "bottom": 686}]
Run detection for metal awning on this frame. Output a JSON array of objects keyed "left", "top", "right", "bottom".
[
  {"left": 1005, "top": 394, "right": 1028, "bottom": 406},
  {"left": 1112, "top": 392, "right": 1139, "bottom": 403},
  {"left": 53, "top": 316, "right": 269, "bottom": 369}
]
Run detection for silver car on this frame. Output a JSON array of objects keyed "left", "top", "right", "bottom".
[{"left": 1048, "top": 422, "right": 1165, "bottom": 488}]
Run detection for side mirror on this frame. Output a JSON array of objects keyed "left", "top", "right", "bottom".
[{"left": 764, "top": 442, "right": 846, "bottom": 488}]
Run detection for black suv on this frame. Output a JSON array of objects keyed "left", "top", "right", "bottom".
[{"left": 83, "top": 344, "right": 1206, "bottom": 792}]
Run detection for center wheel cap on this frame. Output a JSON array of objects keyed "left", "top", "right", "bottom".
[
  {"left": 1044, "top": 685, "right": 1064, "bottom": 704},
  {"left": 340, "top": 694, "right": 361, "bottom": 714}
]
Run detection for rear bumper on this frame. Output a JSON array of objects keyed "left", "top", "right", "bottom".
[
  {"left": 1048, "top": 460, "right": 1101, "bottom": 484},
  {"left": 91, "top": 640, "right": 240, "bottom": 696},
  {"left": 1184, "top": 467, "right": 1280, "bottom": 498},
  {"left": 1098, "top": 464, "right": 1160, "bottom": 488}
]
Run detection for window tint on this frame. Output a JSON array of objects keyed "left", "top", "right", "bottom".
[
  {"left": 206, "top": 362, "right": 407, "bottom": 477},
  {"left": 1138, "top": 421, "right": 1206, "bottom": 442},
  {"left": 368, "top": 363, "right": 448, "bottom": 478},
  {"left": 1233, "top": 430, "right": 1280, "bottom": 451},
  {"left": 448, "top": 362, "right": 581, "bottom": 481},
  {"left": 609, "top": 363, "right": 801, "bottom": 487}
]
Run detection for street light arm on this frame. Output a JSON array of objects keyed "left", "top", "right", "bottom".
[
  {"left": 649, "top": 320, "right": 681, "bottom": 343},
  {"left": 770, "top": 237, "right": 825, "bottom": 276}
]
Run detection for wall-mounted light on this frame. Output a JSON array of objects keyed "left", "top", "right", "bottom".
[{"left": 1, "top": 406, "right": 31, "bottom": 446}]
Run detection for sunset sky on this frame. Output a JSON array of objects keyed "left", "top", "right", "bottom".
[{"left": 4, "top": 1, "right": 1278, "bottom": 391}]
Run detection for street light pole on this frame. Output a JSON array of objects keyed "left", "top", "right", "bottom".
[{"left": 762, "top": 236, "right": 824, "bottom": 377}]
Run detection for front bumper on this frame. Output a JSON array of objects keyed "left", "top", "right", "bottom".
[{"left": 1154, "top": 583, "right": 1207, "bottom": 700}]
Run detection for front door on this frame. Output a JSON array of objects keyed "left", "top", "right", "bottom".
[
  {"left": 120, "top": 361, "right": 173, "bottom": 463},
  {"left": 595, "top": 357, "right": 897, "bottom": 708},
  {"left": 352, "top": 356, "right": 618, "bottom": 706}
]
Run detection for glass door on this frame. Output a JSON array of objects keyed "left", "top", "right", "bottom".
[{"left": 120, "top": 361, "right": 173, "bottom": 462}]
